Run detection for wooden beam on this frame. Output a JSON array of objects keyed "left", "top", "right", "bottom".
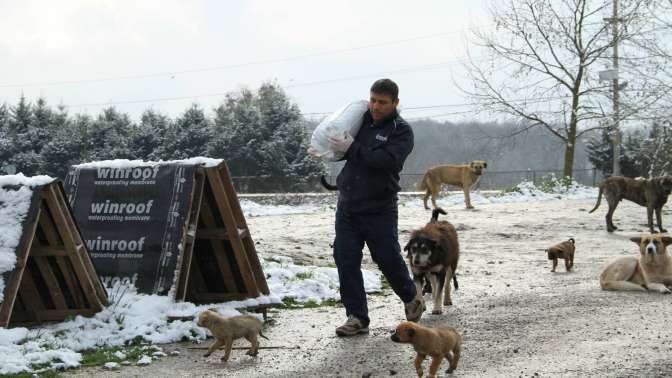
[
  {"left": 199, "top": 200, "right": 239, "bottom": 292},
  {"left": 0, "top": 200, "right": 41, "bottom": 328},
  {"left": 31, "top": 246, "right": 68, "bottom": 257},
  {"left": 205, "top": 168, "right": 259, "bottom": 298},
  {"left": 33, "top": 256, "right": 68, "bottom": 310},
  {"left": 175, "top": 171, "right": 205, "bottom": 301}
]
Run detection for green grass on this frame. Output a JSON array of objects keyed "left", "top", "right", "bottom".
[
  {"left": 279, "top": 297, "right": 342, "bottom": 309},
  {"left": 80, "top": 345, "right": 149, "bottom": 367},
  {"left": 1, "top": 370, "right": 63, "bottom": 378}
]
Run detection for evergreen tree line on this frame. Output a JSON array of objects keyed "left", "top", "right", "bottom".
[
  {"left": 0, "top": 82, "right": 324, "bottom": 191},
  {"left": 587, "top": 123, "right": 672, "bottom": 178}
]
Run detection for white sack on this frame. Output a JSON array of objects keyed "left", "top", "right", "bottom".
[{"left": 310, "top": 100, "right": 368, "bottom": 161}]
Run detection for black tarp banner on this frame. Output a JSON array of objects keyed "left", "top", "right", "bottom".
[{"left": 65, "top": 164, "right": 195, "bottom": 295}]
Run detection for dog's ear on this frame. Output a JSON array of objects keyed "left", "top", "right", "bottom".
[
  {"left": 406, "top": 328, "right": 415, "bottom": 338},
  {"left": 470, "top": 161, "right": 475, "bottom": 168},
  {"left": 403, "top": 241, "right": 412, "bottom": 257},
  {"left": 662, "top": 236, "right": 672, "bottom": 247},
  {"left": 568, "top": 238, "right": 575, "bottom": 244},
  {"left": 483, "top": 162, "right": 487, "bottom": 168},
  {"left": 630, "top": 236, "right": 643, "bottom": 245}
]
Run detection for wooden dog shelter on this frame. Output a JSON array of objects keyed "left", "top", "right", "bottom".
[
  {"left": 65, "top": 160, "right": 269, "bottom": 305},
  {"left": 0, "top": 180, "right": 108, "bottom": 328}
]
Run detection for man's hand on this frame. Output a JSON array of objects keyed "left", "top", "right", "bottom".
[
  {"left": 329, "top": 132, "right": 354, "bottom": 154},
  {"left": 307, "top": 147, "right": 323, "bottom": 160}
]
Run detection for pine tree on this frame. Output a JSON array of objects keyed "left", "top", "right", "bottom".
[
  {"left": 154, "top": 104, "right": 212, "bottom": 160},
  {"left": 130, "top": 109, "right": 169, "bottom": 160},
  {"left": 586, "top": 128, "right": 640, "bottom": 178},
  {"left": 86, "top": 107, "right": 134, "bottom": 161}
]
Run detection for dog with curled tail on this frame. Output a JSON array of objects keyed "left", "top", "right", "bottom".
[
  {"left": 545, "top": 238, "right": 575, "bottom": 272},
  {"left": 197, "top": 310, "right": 268, "bottom": 362}
]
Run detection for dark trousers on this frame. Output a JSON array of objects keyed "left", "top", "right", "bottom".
[{"left": 333, "top": 205, "right": 417, "bottom": 325}]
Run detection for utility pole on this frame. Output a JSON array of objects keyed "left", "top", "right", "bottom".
[{"left": 608, "top": 0, "right": 622, "bottom": 176}]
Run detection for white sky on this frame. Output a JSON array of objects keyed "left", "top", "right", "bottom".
[{"left": 0, "top": 0, "right": 490, "bottom": 122}]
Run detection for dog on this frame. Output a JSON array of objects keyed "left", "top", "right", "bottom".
[
  {"left": 545, "top": 238, "right": 575, "bottom": 272},
  {"left": 589, "top": 175, "right": 672, "bottom": 233},
  {"left": 197, "top": 310, "right": 268, "bottom": 362},
  {"left": 391, "top": 321, "right": 462, "bottom": 377},
  {"left": 600, "top": 234, "right": 672, "bottom": 293},
  {"left": 418, "top": 160, "right": 487, "bottom": 210},
  {"left": 404, "top": 208, "right": 459, "bottom": 315}
]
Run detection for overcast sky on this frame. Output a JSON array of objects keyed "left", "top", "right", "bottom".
[{"left": 0, "top": 0, "right": 491, "bottom": 122}]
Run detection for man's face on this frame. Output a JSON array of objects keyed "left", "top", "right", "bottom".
[{"left": 369, "top": 92, "right": 398, "bottom": 123}]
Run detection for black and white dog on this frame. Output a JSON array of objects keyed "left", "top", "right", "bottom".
[{"left": 404, "top": 208, "right": 460, "bottom": 315}]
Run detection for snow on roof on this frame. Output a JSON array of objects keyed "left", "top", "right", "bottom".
[
  {"left": 73, "top": 157, "right": 223, "bottom": 169},
  {"left": 0, "top": 174, "right": 56, "bottom": 304}
]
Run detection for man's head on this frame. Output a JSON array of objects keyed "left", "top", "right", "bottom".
[{"left": 369, "top": 78, "right": 399, "bottom": 123}]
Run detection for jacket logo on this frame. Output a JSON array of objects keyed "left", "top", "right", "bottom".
[{"left": 375, "top": 134, "right": 388, "bottom": 142}]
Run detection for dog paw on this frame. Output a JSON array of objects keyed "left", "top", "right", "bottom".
[
  {"left": 246, "top": 350, "right": 259, "bottom": 357},
  {"left": 431, "top": 309, "right": 443, "bottom": 315},
  {"left": 203, "top": 353, "right": 211, "bottom": 358}
]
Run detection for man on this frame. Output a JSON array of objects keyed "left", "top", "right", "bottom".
[{"left": 312, "top": 79, "right": 424, "bottom": 337}]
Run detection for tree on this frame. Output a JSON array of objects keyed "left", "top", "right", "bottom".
[
  {"left": 464, "top": 0, "right": 666, "bottom": 178},
  {"left": 154, "top": 104, "right": 212, "bottom": 160},
  {"left": 85, "top": 107, "right": 134, "bottom": 161},
  {"left": 586, "top": 127, "right": 639, "bottom": 177},
  {"left": 209, "top": 82, "right": 323, "bottom": 191},
  {"left": 131, "top": 109, "right": 170, "bottom": 160}
]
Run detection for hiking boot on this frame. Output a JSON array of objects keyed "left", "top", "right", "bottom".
[
  {"left": 335, "top": 315, "right": 369, "bottom": 337},
  {"left": 404, "top": 297, "right": 426, "bottom": 322}
]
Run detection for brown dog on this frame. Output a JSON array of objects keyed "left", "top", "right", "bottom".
[
  {"left": 197, "top": 310, "right": 268, "bottom": 362},
  {"left": 545, "top": 238, "right": 575, "bottom": 272},
  {"left": 600, "top": 234, "right": 672, "bottom": 293},
  {"left": 418, "top": 160, "right": 487, "bottom": 210},
  {"left": 589, "top": 175, "right": 672, "bottom": 233},
  {"left": 404, "top": 208, "right": 459, "bottom": 315},
  {"left": 391, "top": 321, "right": 462, "bottom": 377}
]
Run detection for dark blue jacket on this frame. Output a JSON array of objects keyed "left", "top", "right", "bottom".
[{"left": 336, "top": 109, "right": 414, "bottom": 213}]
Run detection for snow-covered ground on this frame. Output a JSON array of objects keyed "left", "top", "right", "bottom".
[{"left": 0, "top": 180, "right": 606, "bottom": 375}]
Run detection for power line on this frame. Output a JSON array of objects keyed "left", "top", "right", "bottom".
[{"left": 0, "top": 27, "right": 487, "bottom": 89}]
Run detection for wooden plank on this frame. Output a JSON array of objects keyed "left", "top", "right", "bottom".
[
  {"left": 191, "top": 292, "right": 250, "bottom": 302},
  {"left": 51, "top": 184, "right": 108, "bottom": 303},
  {"left": 175, "top": 171, "right": 205, "bottom": 301},
  {"left": 16, "top": 266, "right": 46, "bottom": 323},
  {"left": 215, "top": 164, "right": 270, "bottom": 295},
  {"left": 205, "top": 169, "right": 260, "bottom": 297},
  {"left": 0, "top": 202, "right": 41, "bottom": 328},
  {"left": 54, "top": 255, "right": 86, "bottom": 309},
  {"left": 187, "top": 252, "right": 209, "bottom": 302},
  {"left": 41, "top": 186, "right": 105, "bottom": 310},
  {"left": 32, "top": 308, "right": 99, "bottom": 321},
  {"left": 31, "top": 246, "right": 68, "bottom": 257},
  {"left": 199, "top": 200, "right": 239, "bottom": 292},
  {"left": 33, "top": 256, "right": 68, "bottom": 310}
]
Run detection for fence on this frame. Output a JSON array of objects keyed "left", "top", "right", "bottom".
[{"left": 230, "top": 168, "right": 603, "bottom": 193}]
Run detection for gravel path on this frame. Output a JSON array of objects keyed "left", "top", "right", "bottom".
[{"left": 66, "top": 198, "right": 672, "bottom": 378}]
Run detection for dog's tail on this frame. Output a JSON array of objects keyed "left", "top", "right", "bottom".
[
  {"left": 588, "top": 183, "right": 604, "bottom": 213},
  {"left": 417, "top": 171, "right": 430, "bottom": 191},
  {"left": 259, "top": 330, "right": 269, "bottom": 340},
  {"left": 320, "top": 175, "right": 338, "bottom": 191},
  {"left": 430, "top": 207, "right": 447, "bottom": 222}
]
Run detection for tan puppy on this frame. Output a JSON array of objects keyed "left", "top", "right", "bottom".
[
  {"left": 197, "top": 310, "right": 268, "bottom": 362},
  {"left": 600, "top": 234, "right": 672, "bottom": 293},
  {"left": 418, "top": 160, "right": 487, "bottom": 210},
  {"left": 391, "top": 321, "right": 462, "bottom": 377},
  {"left": 545, "top": 238, "right": 575, "bottom": 272}
]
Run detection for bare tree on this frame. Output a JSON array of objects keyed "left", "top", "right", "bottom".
[{"left": 463, "top": 0, "right": 668, "bottom": 178}]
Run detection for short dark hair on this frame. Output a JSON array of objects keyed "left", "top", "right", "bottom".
[{"left": 370, "top": 78, "right": 399, "bottom": 100}]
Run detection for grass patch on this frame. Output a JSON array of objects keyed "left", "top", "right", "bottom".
[
  {"left": 80, "top": 345, "right": 149, "bottom": 367},
  {"left": 294, "top": 271, "right": 313, "bottom": 280},
  {"left": 1, "top": 372, "right": 63, "bottom": 378},
  {"left": 279, "top": 297, "right": 341, "bottom": 310}
]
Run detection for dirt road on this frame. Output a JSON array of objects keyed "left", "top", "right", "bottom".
[{"left": 67, "top": 197, "right": 672, "bottom": 378}]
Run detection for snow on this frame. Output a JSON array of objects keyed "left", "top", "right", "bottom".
[
  {"left": 0, "top": 174, "right": 56, "bottom": 304},
  {"left": 0, "top": 178, "right": 599, "bottom": 375},
  {"left": 137, "top": 355, "right": 152, "bottom": 366},
  {"left": 0, "top": 253, "right": 378, "bottom": 374},
  {"left": 73, "top": 157, "right": 223, "bottom": 169}
]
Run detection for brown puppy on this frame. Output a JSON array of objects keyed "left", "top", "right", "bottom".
[
  {"left": 418, "top": 160, "right": 487, "bottom": 210},
  {"left": 589, "top": 175, "right": 672, "bottom": 233},
  {"left": 545, "top": 238, "right": 575, "bottom": 272},
  {"left": 404, "top": 208, "right": 459, "bottom": 315},
  {"left": 197, "top": 310, "right": 268, "bottom": 362},
  {"left": 600, "top": 234, "right": 672, "bottom": 293},
  {"left": 391, "top": 321, "right": 462, "bottom": 377}
]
